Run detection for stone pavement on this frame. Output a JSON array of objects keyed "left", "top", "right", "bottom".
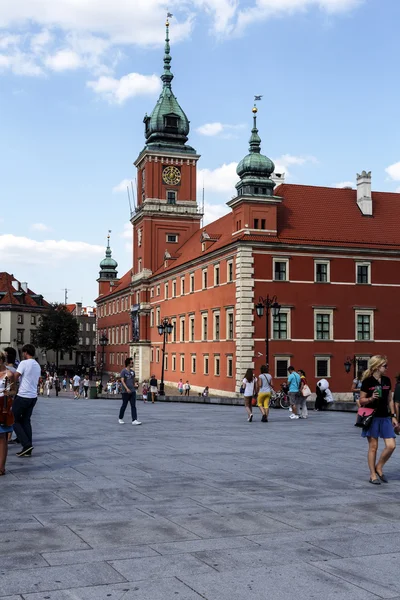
[{"left": 2, "top": 399, "right": 400, "bottom": 600}]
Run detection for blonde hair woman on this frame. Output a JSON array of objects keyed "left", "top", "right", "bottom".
[
  {"left": 0, "top": 351, "right": 14, "bottom": 475},
  {"left": 359, "top": 355, "right": 398, "bottom": 484}
]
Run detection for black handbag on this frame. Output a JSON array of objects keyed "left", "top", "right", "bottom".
[{"left": 354, "top": 407, "right": 375, "bottom": 430}]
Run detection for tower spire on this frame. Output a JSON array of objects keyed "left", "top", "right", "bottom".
[
  {"left": 249, "top": 106, "right": 262, "bottom": 154},
  {"left": 161, "top": 16, "right": 173, "bottom": 89}
]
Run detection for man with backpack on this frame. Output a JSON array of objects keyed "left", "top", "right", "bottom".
[{"left": 287, "top": 365, "right": 301, "bottom": 420}]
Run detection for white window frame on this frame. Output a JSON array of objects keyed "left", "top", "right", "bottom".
[
  {"left": 226, "top": 309, "right": 234, "bottom": 340},
  {"left": 356, "top": 261, "right": 371, "bottom": 285},
  {"left": 204, "top": 355, "right": 209, "bottom": 375},
  {"left": 190, "top": 273, "right": 195, "bottom": 293},
  {"left": 227, "top": 260, "right": 234, "bottom": 283},
  {"left": 214, "top": 355, "right": 220, "bottom": 376},
  {"left": 191, "top": 355, "right": 196, "bottom": 374},
  {"left": 172, "top": 279, "right": 177, "bottom": 298},
  {"left": 227, "top": 355, "right": 233, "bottom": 378},
  {"left": 314, "top": 260, "right": 330, "bottom": 283},
  {"left": 202, "top": 268, "right": 208, "bottom": 290},
  {"left": 150, "top": 310, "right": 154, "bottom": 328},
  {"left": 166, "top": 233, "right": 178, "bottom": 243},
  {"left": 355, "top": 310, "right": 374, "bottom": 341},
  {"left": 180, "top": 354, "right": 185, "bottom": 372},
  {"left": 156, "top": 285, "right": 160, "bottom": 296},
  {"left": 315, "top": 356, "right": 331, "bottom": 378},
  {"left": 164, "top": 282, "right": 169, "bottom": 299},
  {"left": 156, "top": 307, "right": 161, "bottom": 326},
  {"left": 213, "top": 310, "right": 220, "bottom": 341},
  {"left": 180, "top": 317, "right": 185, "bottom": 342},
  {"left": 314, "top": 309, "right": 334, "bottom": 341},
  {"left": 275, "top": 356, "right": 290, "bottom": 378},
  {"left": 271, "top": 308, "right": 291, "bottom": 340},
  {"left": 164, "top": 353, "right": 168, "bottom": 371},
  {"left": 171, "top": 318, "right": 177, "bottom": 342},
  {"left": 180, "top": 277, "right": 185, "bottom": 296},
  {"left": 202, "top": 313, "right": 208, "bottom": 341},
  {"left": 156, "top": 348, "right": 160, "bottom": 363},
  {"left": 172, "top": 354, "right": 176, "bottom": 371},
  {"left": 214, "top": 264, "right": 220, "bottom": 286},
  {"left": 189, "top": 315, "right": 195, "bottom": 342},
  {"left": 150, "top": 288, "right": 154, "bottom": 298},
  {"left": 273, "top": 257, "right": 289, "bottom": 282}
]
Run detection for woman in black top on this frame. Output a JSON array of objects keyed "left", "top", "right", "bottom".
[{"left": 359, "top": 355, "right": 398, "bottom": 484}]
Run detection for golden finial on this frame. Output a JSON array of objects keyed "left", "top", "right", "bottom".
[{"left": 252, "top": 106, "right": 258, "bottom": 114}]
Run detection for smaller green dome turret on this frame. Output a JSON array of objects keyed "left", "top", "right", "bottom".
[
  {"left": 236, "top": 106, "right": 275, "bottom": 197},
  {"left": 99, "top": 233, "right": 118, "bottom": 280}
]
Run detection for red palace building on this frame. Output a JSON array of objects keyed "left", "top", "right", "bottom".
[{"left": 96, "top": 19, "right": 400, "bottom": 397}]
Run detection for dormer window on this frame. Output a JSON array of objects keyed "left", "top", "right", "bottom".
[{"left": 165, "top": 115, "right": 179, "bottom": 128}]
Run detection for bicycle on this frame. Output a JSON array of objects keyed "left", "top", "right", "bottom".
[{"left": 269, "top": 386, "right": 291, "bottom": 410}]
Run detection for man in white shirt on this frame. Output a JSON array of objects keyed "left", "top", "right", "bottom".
[
  {"left": 13, "top": 344, "right": 41, "bottom": 457},
  {"left": 72, "top": 373, "right": 81, "bottom": 398}
]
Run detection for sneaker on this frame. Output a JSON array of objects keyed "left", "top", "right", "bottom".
[
  {"left": 261, "top": 415, "right": 267, "bottom": 422},
  {"left": 16, "top": 446, "right": 33, "bottom": 457},
  {"left": 132, "top": 420, "right": 142, "bottom": 425},
  {"left": 22, "top": 449, "right": 33, "bottom": 457},
  {"left": 290, "top": 415, "right": 300, "bottom": 420},
  {"left": 248, "top": 414, "right": 253, "bottom": 422},
  {"left": 118, "top": 419, "right": 125, "bottom": 424}
]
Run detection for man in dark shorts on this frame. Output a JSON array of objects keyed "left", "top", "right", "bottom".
[{"left": 118, "top": 358, "right": 141, "bottom": 425}]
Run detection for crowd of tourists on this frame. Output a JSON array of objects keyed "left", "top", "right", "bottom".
[{"left": 0, "top": 346, "right": 399, "bottom": 485}]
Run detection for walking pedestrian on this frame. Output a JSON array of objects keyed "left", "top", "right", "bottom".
[
  {"left": 257, "top": 365, "right": 273, "bottom": 422},
  {"left": 184, "top": 381, "right": 191, "bottom": 396},
  {"left": 178, "top": 379, "right": 184, "bottom": 395},
  {"left": 118, "top": 358, "right": 141, "bottom": 425},
  {"left": 142, "top": 380, "right": 149, "bottom": 403},
  {"left": 242, "top": 368, "right": 257, "bottom": 422},
  {"left": 0, "top": 351, "right": 15, "bottom": 475},
  {"left": 44, "top": 376, "right": 51, "bottom": 397},
  {"left": 62, "top": 377, "right": 67, "bottom": 391},
  {"left": 72, "top": 373, "right": 81, "bottom": 398},
  {"left": 298, "top": 369, "right": 311, "bottom": 419},
  {"left": 13, "top": 344, "right": 41, "bottom": 457},
  {"left": 287, "top": 366, "right": 301, "bottom": 419},
  {"left": 149, "top": 374, "right": 158, "bottom": 403},
  {"left": 352, "top": 370, "right": 363, "bottom": 408},
  {"left": 83, "top": 375, "right": 90, "bottom": 398},
  {"left": 359, "top": 355, "right": 397, "bottom": 484},
  {"left": 54, "top": 376, "right": 60, "bottom": 397}
]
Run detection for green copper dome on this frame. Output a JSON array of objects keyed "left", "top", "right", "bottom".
[
  {"left": 143, "top": 20, "right": 196, "bottom": 154},
  {"left": 99, "top": 235, "right": 118, "bottom": 280}
]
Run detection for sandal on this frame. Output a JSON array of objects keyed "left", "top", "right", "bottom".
[
  {"left": 369, "top": 477, "right": 381, "bottom": 485},
  {"left": 376, "top": 472, "right": 389, "bottom": 483}
]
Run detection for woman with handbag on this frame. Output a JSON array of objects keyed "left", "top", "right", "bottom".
[
  {"left": 298, "top": 370, "right": 311, "bottom": 419},
  {"left": 359, "top": 355, "right": 398, "bottom": 485},
  {"left": 242, "top": 368, "right": 257, "bottom": 422},
  {"left": 0, "top": 351, "right": 15, "bottom": 476}
]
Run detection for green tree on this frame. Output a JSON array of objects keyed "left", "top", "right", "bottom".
[{"left": 35, "top": 303, "right": 79, "bottom": 368}]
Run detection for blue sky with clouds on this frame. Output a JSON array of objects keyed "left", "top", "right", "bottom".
[{"left": 1, "top": 0, "right": 399, "bottom": 305}]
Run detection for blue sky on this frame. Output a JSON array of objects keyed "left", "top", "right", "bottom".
[{"left": 1, "top": 0, "right": 399, "bottom": 306}]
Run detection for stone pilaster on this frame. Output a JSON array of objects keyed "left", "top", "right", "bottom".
[
  {"left": 130, "top": 342, "right": 151, "bottom": 383},
  {"left": 235, "top": 246, "right": 255, "bottom": 393}
]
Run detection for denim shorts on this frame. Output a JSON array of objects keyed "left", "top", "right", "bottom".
[{"left": 361, "top": 417, "right": 396, "bottom": 439}]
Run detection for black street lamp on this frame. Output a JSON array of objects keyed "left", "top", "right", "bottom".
[
  {"left": 157, "top": 318, "right": 174, "bottom": 396},
  {"left": 344, "top": 355, "right": 356, "bottom": 376},
  {"left": 255, "top": 295, "right": 281, "bottom": 365},
  {"left": 99, "top": 333, "right": 109, "bottom": 386}
]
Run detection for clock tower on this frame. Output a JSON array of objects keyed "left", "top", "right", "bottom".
[{"left": 131, "top": 18, "right": 202, "bottom": 277}]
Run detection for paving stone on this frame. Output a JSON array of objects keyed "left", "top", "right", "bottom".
[
  {"left": 110, "top": 553, "right": 216, "bottom": 581},
  {"left": 150, "top": 535, "right": 259, "bottom": 555},
  {"left": 42, "top": 544, "right": 160, "bottom": 566},
  {"left": 0, "top": 563, "right": 126, "bottom": 596},
  {"left": 0, "top": 553, "right": 49, "bottom": 571},
  {"left": 0, "top": 526, "right": 90, "bottom": 555},
  {"left": 33, "top": 507, "right": 146, "bottom": 526}
]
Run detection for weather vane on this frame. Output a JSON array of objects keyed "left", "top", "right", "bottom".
[
  {"left": 166, "top": 11, "right": 173, "bottom": 24},
  {"left": 253, "top": 94, "right": 262, "bottom": 113}
]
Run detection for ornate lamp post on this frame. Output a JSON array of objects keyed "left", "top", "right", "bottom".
[
  {"left": 344, "top": 355, "right": 356, "bottom": 377},
  {"left": 99, "top": 333, "right": 109, "bottom": 386},
  {"left": 255, "top": 295, "right": 281, "bottom": 365},
  {"left": 157, "top": 318, "right": 174, "bottom": 396}
]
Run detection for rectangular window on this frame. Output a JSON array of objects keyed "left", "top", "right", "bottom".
[
  {"left": 180, "top": 317, "right": 185, "bottom": 342},
  {"left": 227, "top": 311, "right": 234, "bottom": 340},
  {"left": 167, "top": 234, "right": 178, "bottom": 243},
  {"left": 356, "top": 262, "right": 371, "bottom": 284},
  {"left": 31, "top": 315, "right": 36, "bottom": 325},
  {"left": 356, "top": 311, "right": 374, "bottom": 341},
  {"left": 164, "top": 354, "right": 168, "bottom": 371},
  {"left": 202, "top": 314, "right": 208, "bottom": 341},
  {"left": 202, "top": 269, "right": 208, "bottom": 289},
  {"left": 214, "top": 356, "right": 220, "bottom": 376},
  {"left": 214, "top": 312, "right": 220, "bottom": 341},
  {"left": 273, "top": 259, "right": 288, "bottom": 281},
  {"left": 79, "top": 323, "right": 83, "bottom": 331},
  {"left": 151, "top": 347, "right": 154, "bottom": 362},
  {"left": 156, "top": 348, "right": 160, "bottom": 363},
  {"left": 316, "top": 358, "right": 330, "bottom": 378},
  {"left": 275, "top": 357, "right": 289, "bottom": 378},
  {"left": 172, "top": 355, "right": 176, "bottom": 371},
  {"left": 171, "top": 319, "right": 176, "bottom": 342},
  {"left": 227, "top": 356, "right": 233, "bottom": 378},
  {"left": 150, "top": 310, "right": 154, "bottom": 327},
  {"left": 172, "top": 280, "right": 176, "bottom": 297},
  {"left": 156, "top": 285, "right": 160, "bottom": 296},
  {"left": 165, "top": 283, "right": 169, "bottom": 299},
  {"left": 79, "top": 337, "right": 83, "bottom": 346},
  {"left": 86, "top": 337, "right": 89, "bottom": 346},
  {"left": 214, "top": 265, "right": 220, "bottom": 286},
  {"left": 191, "top": 355, "right": 196, "bottom": 374},
  {"left": 151, "top": 288, "right": 154, "bottom": 298},
  {"left": 227, "top": 261, "right": 234, "bottom": 283},
  {"left": 273, "top": 312, "right": 288, "bottom": 340},
  {"left": 261, "top": 219, "right": 266, "bottom": 230},
  {"left": 254, "top": 218, "right": 259, "bottom": 229},
  {"left": 69, "top": 351, "right": 73, "bottom": 361},
  {"left": 18, "top": 314, "right": 24, "bottom": 324},
  {"left": 17, "top": 329, "right": 24, "bottom": 343},
  {"left": 315, "top": 312, "right": 332, "bottom": 340},
  {"left": 190, "top": 316, "right": 195, "bottom": 342},
  {"left": 204, "top": 356, "right": 209, "bottom": 375},
  {"left": 125, "top": 325, "right": 129, "bottom": 343},
  {"left": 156, "top": 307, "right": 161, "bottom": 326},
  {"left": 180, "top": 355, "right": 185, "bottom": 372},
  {"left": 181, "top": 277, "right": 185, "bottom": 296},
  {"left": 167, "top": 190, "right": 177, "bottom": 204},
  {"left": 315, "top": 261, "right": 330, "bottom": 283},
  {"left": 190, "top": 273, "right": 195, "bottom": 293}
]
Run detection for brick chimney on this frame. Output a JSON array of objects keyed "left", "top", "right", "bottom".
[{"left": 357, "top": 170, "right": 372, "bottom": 216}]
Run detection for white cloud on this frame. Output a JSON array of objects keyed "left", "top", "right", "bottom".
[
  {"left": 273, "top": 154, "right": 317, "bottom": 179},
  {"left": 196, "top": 121, "right": 245, "bottom": 137},
  {"left": 112, "top": 179, "right": 132, "bottom": 193},
  {"left": 87, "top": 72, "right": 161, "bottom": 104},
  {"left": 121, "top": 223, "right": 132, "bottom": 239},
  {"left": 0, "top": 234, "right": 103, "bottom": 264},
  {"left": 335, "top": 181, "right": 354, "bottom": 188},
  {"left": 198, "top": 162, "right": 238, "bottom": 195},
  {"left": 203, "top": 201, "right": 230, "bottom": 225},
  {"left": 44, "top": 49, "right": 82, "bottom": 71},
  {"left": 385, "top": 161, "right": 400, "bottom": 182},
  {"left": 31, "top": 223, "right": 51, "bottom": 231}
]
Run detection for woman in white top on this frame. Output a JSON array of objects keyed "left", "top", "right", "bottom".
[
  {"left": 257, "top": 365, "right": 273, "bottom": 422},
  {"left": 242, "top": 368, "right": 257, "bottom": 422},
  {"left": 0, "top": 351, "right": 14, "bottom": 476}
]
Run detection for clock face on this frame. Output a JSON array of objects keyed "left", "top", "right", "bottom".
[{"left": 162, "top": 165, "right": 181, "bottom": 186}]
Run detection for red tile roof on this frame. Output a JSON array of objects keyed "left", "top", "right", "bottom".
[
  {"left": 95, "top": 270, "right": 132, "bottom": 303},
  {"left": 0, "top": 272, "right": 50, "bottom": 308}
]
